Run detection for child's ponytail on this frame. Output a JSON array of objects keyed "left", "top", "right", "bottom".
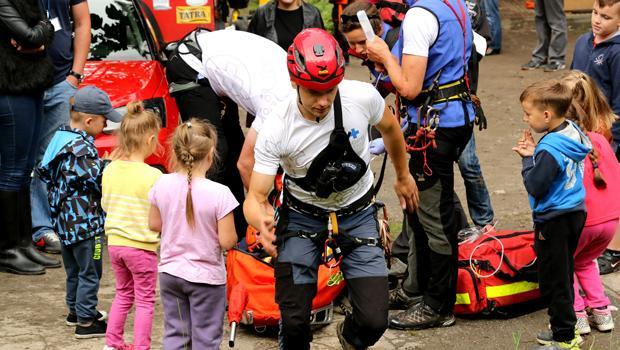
[{"left": 589, "top": 146, "right": 607, "bottom": 189}]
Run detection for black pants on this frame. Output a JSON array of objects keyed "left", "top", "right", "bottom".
[
  {"left": 407, "top": 125, "right": 472, "bottom": 314},
  {"left": 166, "top": 57, "right": 247, "bottom": 240},
  {"left": 535, "top": 211, "right": 585, "bottom": 342}
]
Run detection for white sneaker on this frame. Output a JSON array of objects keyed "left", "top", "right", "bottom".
[
  {"left": 589, "top": 307, "right": 614, "bottom": 332},
  {"left": 575, "top": 311, "right": 591, "bottom": 334}
]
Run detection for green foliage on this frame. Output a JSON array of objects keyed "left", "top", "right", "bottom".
[{"left": 307, "top": 0, "right": 335, "bottom": 33}]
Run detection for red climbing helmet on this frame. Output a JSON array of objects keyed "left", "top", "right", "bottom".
[{"left": 287, "top": 28, "right": 345, "bottom": 91}]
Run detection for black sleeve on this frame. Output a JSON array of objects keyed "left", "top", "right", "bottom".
[
  {"left": 247, "top": 10, "right": 258, "bottom": 34},
  {"left": 0, "top": 0, "right": 54, "bottom": 48},
  {"left": 521, "top": 151, "right": 561, "bottom": 199}
]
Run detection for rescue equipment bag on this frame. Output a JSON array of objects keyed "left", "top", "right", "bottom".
[
  {"left": 454, "top": 229, "right": 540, "bottom": 315},
  {"left": 226, "top": 247, "right": 344, "bottom": 330}
]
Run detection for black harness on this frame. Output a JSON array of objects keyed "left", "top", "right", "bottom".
[{"left": 287, "top": 92, "right": 367, "bottom": 199}]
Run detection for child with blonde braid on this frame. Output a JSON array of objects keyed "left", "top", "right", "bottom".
[
  {"left": 101, "top": 102, "right": 163, "bottom": 350},
  {"left": 563, "top": 71, "right": 620, "bottom": 335},
  {"left": 148, "top": 119, "right": 238, "bottom": 350}
]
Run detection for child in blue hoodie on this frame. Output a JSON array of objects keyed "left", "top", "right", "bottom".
[
  {"left": 37, "top": 86, "right": 122, "bottom": 339},
  {"left": 570, "top": 0, "right": 620, "bottom": 160},
  {"left": 513, "top": 79, "right": 592, "bottom": 350}
]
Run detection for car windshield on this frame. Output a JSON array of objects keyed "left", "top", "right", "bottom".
[{"left": 89, "top": 0, "right": 152, "bottom": 60}]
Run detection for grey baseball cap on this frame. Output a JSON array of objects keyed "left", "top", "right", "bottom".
[{"left": 72, "top": 86, "right": 123, "bottom": 123}]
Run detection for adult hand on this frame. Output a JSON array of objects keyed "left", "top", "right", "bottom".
[
  {"left": 66, "top": 75, "right": 79, "bottom": 88},
  {"left": 369, "top": 138, "right": 386, "bottom": 155},
  {"left": 366, "top": 37, "right": 390, "bottom": 65},
  {"left": 394, "top": 173, "right": 418, "bottom": 212},
  {"left": 257, "top": 203, "right": 277, "bottom": 258},
  {"left": 512, "top": 129, "right": 535, "bottom": 157},
  {"left": 10, "top": 38, "right": 44, "bottom": 54}
]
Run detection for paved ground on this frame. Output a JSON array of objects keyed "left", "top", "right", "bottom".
[{"left": 1, "top": 6, "right": 619, "bottom": 350}]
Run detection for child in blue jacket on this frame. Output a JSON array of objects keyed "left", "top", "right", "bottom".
[
  {"left": 37, "top": 86, "right": 122, "bottom": 339},
  {"left": 513, "top": 79, "right": 592, "bottom": 350}
]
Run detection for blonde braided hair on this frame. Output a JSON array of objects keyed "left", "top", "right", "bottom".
[{"left": 172, "top": 119, "right": 218, "bottom": 228}]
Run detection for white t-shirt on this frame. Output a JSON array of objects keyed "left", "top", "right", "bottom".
[
  {"left": 178, "top": 30, "right": 295, "bottom": 132},
  {"left": 254, "top": 80, "right": 385, "bottom": 210},
  {"left": 401, "top": 8, "right": 439, "bottom": 57}
]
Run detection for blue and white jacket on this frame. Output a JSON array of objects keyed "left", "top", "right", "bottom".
[
  {"left": 37, "top": 126, "right": 108, "bottom": 246},
  {"left": 521, "top": 121, "right": 591, "bottom": 223}
]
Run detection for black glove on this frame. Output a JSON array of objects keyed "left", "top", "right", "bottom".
[{"left": 471, "top": 95, "right": 487, "bottom": 131}]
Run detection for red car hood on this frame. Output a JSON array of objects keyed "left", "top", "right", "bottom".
[{"left": 82, "top": 61, "right": 164, "bottom": 108}]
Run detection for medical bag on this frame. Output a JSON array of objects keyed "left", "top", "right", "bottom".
[{"left": 454, "top": 229, "right": 541, "bottom": 315}]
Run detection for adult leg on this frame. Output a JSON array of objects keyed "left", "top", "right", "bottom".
[
  {"left": 188, "top": 282, "right": 226, "bottom": 349},
  {"left": 338, "top": 206, "right": 389, "bottom": 348},
  {"left": 390, "top": 125, "right": 472, "bottom": 329},
  {"left": 483, "top": 0, "right": 502, "bottom": 51},
  {"left": 31, "top": 81, "right": 76, "bottom": 246},
  {"left": 544, "top": 0, "right": 568, "bottom": 65},
  {"left": 106, "top": 246, "right": 135, "bottom": 349},
  {"left": 0, "top": 94, "right": 45, "bottom": 274},
  {"left": 457, "top": 134, "right": 494, "bottom": 227},
  {"left": 160, "top": 272, "right": 193, "bottom": 350},
  {"left": 531, "top": 0, "right": 550, "bottom": 64},
  {"left": 535, "top": 212, "right": 585, "bottom": 342},
  {"left": 276, "top": 210, "right": 323, "bottom": 349},
  {"left": 220, "top": 97, "right": 247, "bottom": 240}
]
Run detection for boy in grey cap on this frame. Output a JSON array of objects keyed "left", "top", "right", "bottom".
[{"left": 36, "top": 86, "right": 122, "bottom": 339}]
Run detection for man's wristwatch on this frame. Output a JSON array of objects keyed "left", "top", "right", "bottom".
[{"left": 68, "top": 70, "right": 84, "bottom": 83}]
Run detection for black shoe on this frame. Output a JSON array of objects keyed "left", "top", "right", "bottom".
[
  {"left": 389, "top": 301, "right": 456, "bottom": 330},
  {"left": 0, "top": 248, "right": 45, "bottom": 275},
  {"left": 543, "top": 61, "right": 566, "bottom": 72},
  {"left": 14, "top": 188, "right": 61, "bottom": 268},
  {"left": 66, "top": 310, "right": 108, "bottom": 326},
  {"left": 19, "top": 244, "right": 60, "bottom": 268},
  {"left": 598, "top": 250, "right": 620, "bottom": 275},
  {"left": 389, "top": 287, "right": 423, "bottom": 310},
  {"left": 75, "top": 319, "right": 107, "bottom": 339},
  {"left": 521, "top": 60, "right": 545, "bottom": 70}
]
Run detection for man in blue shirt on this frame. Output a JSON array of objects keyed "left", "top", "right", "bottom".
[{"left": 31, "top": 0, "right": 91, "bottom": 255}]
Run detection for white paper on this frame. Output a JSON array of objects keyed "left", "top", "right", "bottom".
[
  {"left": 473, "top": 31, "right": 487, "bottom": 57},
  {"left": 50, "top": 17, "right": 61, "bottom": 32},
  {"left": 186, "top": 0, "right": 208, "bottom": 5},
  {"left": 153, "top": 0, "right": 171, "bottom": 10}
]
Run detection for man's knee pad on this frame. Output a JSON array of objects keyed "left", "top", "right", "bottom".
[{"left": 344, "top": 277, "right": 389, "bottom": 347}]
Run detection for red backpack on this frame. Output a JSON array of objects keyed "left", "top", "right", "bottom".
[{"left": 455, "top": 230, "right": 541, "bottom": 315}]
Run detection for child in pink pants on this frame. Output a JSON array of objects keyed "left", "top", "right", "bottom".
[{"left": 572, "top": 131, "right": 619, "bottom": 334}]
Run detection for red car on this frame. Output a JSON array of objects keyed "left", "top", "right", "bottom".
[{"left": 85, "top": 0, "right": 217, "bottom": 171}]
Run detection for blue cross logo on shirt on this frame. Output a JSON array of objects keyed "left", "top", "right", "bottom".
[{"left": 349, "top": 128, "right": 360, "bottom": 139}]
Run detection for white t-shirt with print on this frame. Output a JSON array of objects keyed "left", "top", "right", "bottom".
[
  {"left": 178, "top": 30, "right": 295, "bottom": 132},
  {"left": 254, "top": 80, "right": 385, "bottom": 210}
]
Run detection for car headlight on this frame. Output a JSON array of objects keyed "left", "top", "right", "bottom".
[
  {"left": 103, "top": 106, "right": 126, "bottom": 134},
  {"left": 102, "top": 98, "right": 166, "bottom": 134}
]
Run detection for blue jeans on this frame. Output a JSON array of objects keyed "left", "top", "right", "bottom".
[
  {"left": 483, "top": 0, "right": 502, "bottom": 50},
  {"left": 61, "top": 235, "right": 103, "bottom": 323},
  {"left": 31, "top": 80, "right": 77, "bottom": 241},
  {"left": 0, "top": 93, "right": 44, "bottom": 191},
  {"left": 457, "top": 134, "right": 494, "bottom": 226}
]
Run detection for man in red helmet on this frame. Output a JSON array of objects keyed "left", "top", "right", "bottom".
[{"left": 244, "top": 28, "right": 417, "bottom": 349}]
